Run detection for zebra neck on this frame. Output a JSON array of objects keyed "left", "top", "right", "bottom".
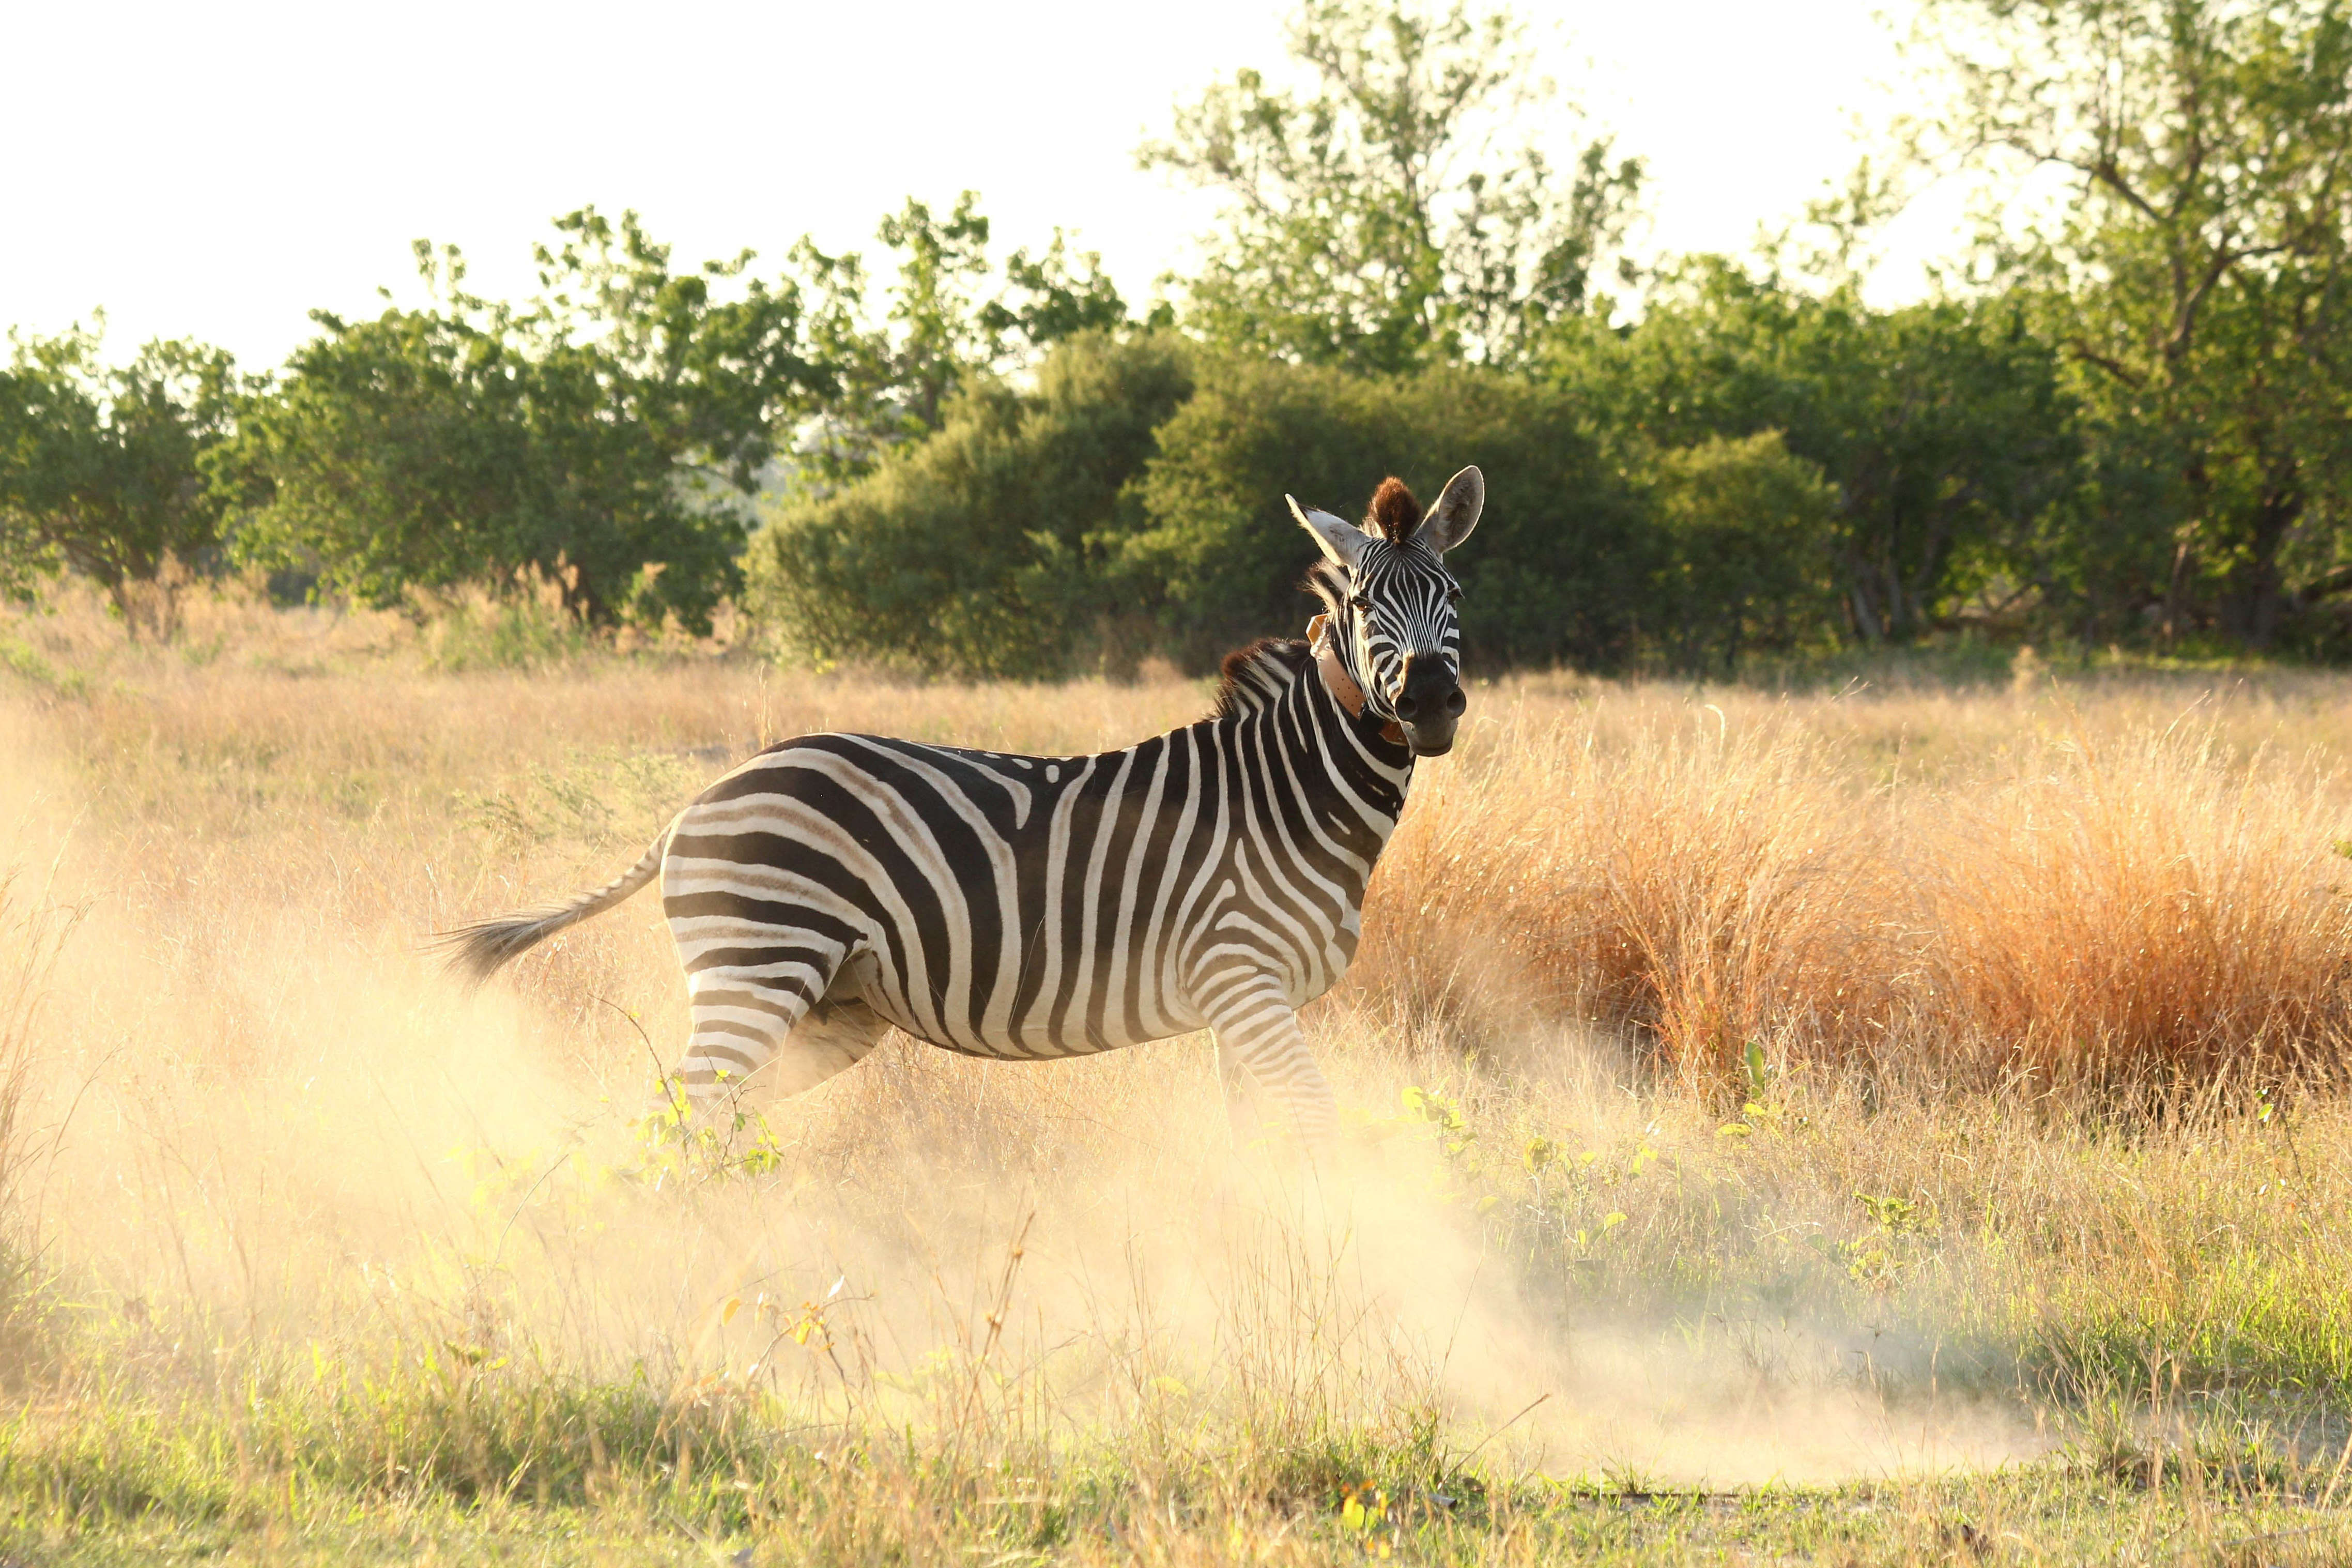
[
  {"left": 1283, "top": 648, "right": 1415, "bottom": 832},
  {"left": 1314, "top": 640, "right": 1406, "bottom": 746},
  {"left": 1203, "top": 634, "right": 1414, "bottom": 833}
]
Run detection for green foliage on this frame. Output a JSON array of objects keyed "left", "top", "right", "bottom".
[
  {"left": 204, "top": 196, "right": 1125, "bottom": 635},
  {"left": 748, "top": 332, "right": 1193, "bottom": 676},
  {"left": 1143, "top": 0, "right": 1641, "bottom": 373},
  {"left": 0, "top": 321, "right": 241, "bottom": 627},
  {"left": 1129, "top": 357, "right": 1653, "bottom": 668},
  {"left": 451, "top": 747, "right": 703, "bottom": 849},
  {"left": 18, "top": 0, "right": 2349, "bottom": 672},
  {"left": 756, "top": 345, "right": 1659, "bottom": 679},
  {"left": 1640, "top": 432, "right": 1840, "bottom": 673},
  {"left": 0, "top": 635, "right": 89, "bottom": 703},
  {"left": 632, "top": 1066, "right": 787, "bottom": 1183},
  {"left": 1840, "top": 1190, "right": 1937, "bottom": 1290},
  {"left": 1920, "top": 0, "right": 2352, "bottom": 649},
  {"left": 792, "top": 194, "right": 1131, "bottom": 486},
  {"left": 219, "top": 210, "right": 832, "bottom": 632},
  {"left": 418, "top": 579, "right": 597, "bottom": 674},
  {"left": 1399, "top": 1083, "right": 1473, "bottom": 1156},
  {"left": 1558, "top": 260, "right": 2082, "bottom": 644},
  {"left": 750, "top": 271, "right": 2060, "bottom": 680},
  {"left": 735, "top": 0, "right": 2348, "bottom": 671}
]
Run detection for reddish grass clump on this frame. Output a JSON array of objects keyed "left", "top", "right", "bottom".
[
  {"left": 1918, "top": 728, "right": 2352, "bottom": 1092},
  {"left": 1358, "top": 688, "right": 2352, "bottom": 1100}
]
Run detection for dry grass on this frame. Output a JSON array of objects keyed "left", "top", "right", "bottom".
[
  {"left": 1363, "top": 675, "right": 2352, "bottom": 1099},
  {"left": 3, "top": 586, "right": 2352, "bottom": 1562}
]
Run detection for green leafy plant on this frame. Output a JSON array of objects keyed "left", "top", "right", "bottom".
[
  {"left": 1143, "top": 0, "right": 1640, "bottom": 374},
  {"left": 1400, "top": 1084, "right": 1472, "bottom": 1155},
  {"left": 1857, "top": 1192, "right": 1927, "bottom": 1234},
  {"left": 1, "top": 321, "right": 244, "bottom": 632}
]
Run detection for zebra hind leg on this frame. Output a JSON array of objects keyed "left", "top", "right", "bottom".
[{"left": 672, "top": 947, "right": 888, "bottom": 1132}]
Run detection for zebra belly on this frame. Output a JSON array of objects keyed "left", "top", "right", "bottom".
[
  {"left": 843, "top": 889, "right": 1365, "bottom": 1060},
  {"left": 848, "top": 936, "right": 1210, "bottom": 1059}
]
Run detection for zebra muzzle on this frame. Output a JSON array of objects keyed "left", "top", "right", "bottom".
[{"left": 1392, "top": 657, "right": 1467, "bottom": 755}]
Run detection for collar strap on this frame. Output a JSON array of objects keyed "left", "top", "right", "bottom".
[{"left": 1304, "top": 613, "right": 1405, "bottom": 746}]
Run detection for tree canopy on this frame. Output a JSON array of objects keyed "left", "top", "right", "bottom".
[
  {"left": 789, "top": 194, "right": 1131, "bottom": 487},
  {"left": 1142, "top": 0, "right": 1642, "bottom": 373},
  {"left": 1921, "top": 0, "right": 2352, "bottom": 647},
  {"left": 0, "top": 322, "right": 240, "bottom": 629},
  {"left": 748, "top": 332, "right": 1193, "bottom": 677},
  {"left": 9, "top": 0, "right": 2352, "bottom": 675},
  {"left": 216, "top": 211, "right": 829, "bottom": 631},
  {"left": 1559, "top": 260, "right": 2083, "bottom": 642}
]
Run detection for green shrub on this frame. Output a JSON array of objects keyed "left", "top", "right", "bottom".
[
  {"left": 747, "top": 332, "right": 1193, "bottom": 677},
  {"left": 1639, "top": 431, "right": 1840, "bottom": 674},
  {"left": 416, "top": 586, "right": 595, "bottom": 674},
  {"left": 1127, "top": 360, "right": 1655, "bottom": 670}
]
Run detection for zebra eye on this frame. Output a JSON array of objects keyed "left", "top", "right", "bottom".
[
  {"left": 1446, "top": 586, "right": 1463, "bottom": 604},
  {"left": 1349, "top": 592, "right": 1373, "bottom": 612}
]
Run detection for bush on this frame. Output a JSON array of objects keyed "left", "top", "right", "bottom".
[
  {"left": 220, "top": 304, "right": 747, "bottom": 634},
  {"left": 413, "top": 571, "right": 597, "bottom": 673},
  {"left": 1126, "top": 360, "right": 1655, "bottom": 670},
  {"left": 1640, "top": 431, "right": 1840, "bottom": 674},
  {"left": 0, "top": 327, "right": 239, "bottom": 633},
  {"left": 746, "top": 332, "right": 1194, "bottom": 676},
  {"left": 1555, "top": 263, "right": 2081, "bottom": 645},
  {"left": 218, "top": 211, "right": 831, "bottom": 635},
  {"left": 750, "top": 350, "right": 1662, "bottom": 678}
]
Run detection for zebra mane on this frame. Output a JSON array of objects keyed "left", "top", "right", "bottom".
[
  {"left": 1212, "top": 638, "right": 1314, "bottom": 718},
  {"left": 1366, "top": 476, "right": 1422, "bottom": 543},
  {"left": 1305, "top": 558, "right": 1348, "bottom": 620}
]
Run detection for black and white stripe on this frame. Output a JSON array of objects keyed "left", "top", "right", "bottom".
[{"left": 444, "top": 466, "right": 1485, "bottom": 1147}]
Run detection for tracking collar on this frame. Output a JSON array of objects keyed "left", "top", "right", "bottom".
[{"left": 1304, "top": 613, "right": 1406, "bottom": 747}]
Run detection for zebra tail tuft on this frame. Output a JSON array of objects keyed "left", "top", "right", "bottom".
[{"left": 434, "top": 823, "right": 673, "bottom": 990}]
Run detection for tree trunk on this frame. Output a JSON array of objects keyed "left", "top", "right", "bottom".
[
  {"left": 2228, "top": 488, "right": 2303, "bottom": 651},
  {"left": 1847, "top": 578, "right": 1884, "bottom": 642},
  {"left": 2161, "top": 534, "right": 2192, "bottom": 652}
]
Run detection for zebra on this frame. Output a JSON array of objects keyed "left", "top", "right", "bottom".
[{"left": 443, "top": 466, "right": 1483, "bottom": 1150}]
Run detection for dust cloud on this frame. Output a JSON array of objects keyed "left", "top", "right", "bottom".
[{"left": 0, "top": 695, "right": 2044, "bottom": 1494}]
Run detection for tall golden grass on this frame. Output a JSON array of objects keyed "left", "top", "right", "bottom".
[{"left": 1362, "top": 681, "right": 2352, "bottom": 1098}]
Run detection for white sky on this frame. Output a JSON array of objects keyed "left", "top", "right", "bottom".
[{"left": 2, "top": 0, "right": 1968, "bottom": 369}]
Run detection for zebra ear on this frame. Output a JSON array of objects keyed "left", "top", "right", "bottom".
[
  {"left": 1415, "top": 465, "right": 1484, "bottom": 554},
  {"left": 1288, "top": 495, "right": 1371, "bottom": 570}
]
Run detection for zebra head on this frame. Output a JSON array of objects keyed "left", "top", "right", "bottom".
[{"left": 1287, "top": 465, "right": 1484, "bottom": 757}]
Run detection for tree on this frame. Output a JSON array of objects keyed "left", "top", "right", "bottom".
[
  {"left": 1642, "top": 432, "right": 1841, "bottom": 673},
  {"left": 748, "top": 333, "right": 1193, "bottom": 677},
  {"left": 1919, "top": 0, "right": 2352, "bottom": 648},
  {"left": 1126, "top": 358, "right": 1654, "bottom": 668},
  {"left": 221, "top": 210, "right": 836, "bottom": 631},
  {"left": 1142, "top": 0, "right": 1642, "bottom": 374},
  {"left": 0, "top": 321, "right": 240, "bottom": 631},
  {"left": 790, "top": 195, "right": 1130, "bottom": 487},
  {"left": 528, "top": 208, "right": 838, "bottom": 497},
  {"left": 1560, "top": 260, "right": 2081, "bottom": 641}
]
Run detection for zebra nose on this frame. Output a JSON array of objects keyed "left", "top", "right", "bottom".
[
  {"left": 1394, "top": 686, "right": 1464, "bottom": 721},
  {"left": 1393, "top": 658, "right": 1464, "bottom": 741}
]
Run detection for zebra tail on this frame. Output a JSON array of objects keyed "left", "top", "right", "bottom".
[{"left": 436, "top": 822, "right": 674, "bottom": 989}]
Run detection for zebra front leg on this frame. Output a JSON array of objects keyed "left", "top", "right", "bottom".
[
  {"left": 1216, "top": 1039, "right": 1268, "bottom": 1148},
  {"left": 1199, "top": 976, "right": 1338, "bottom": 1155}
]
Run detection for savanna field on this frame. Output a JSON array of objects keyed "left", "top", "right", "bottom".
[{"left": 5, "top": 588, "right": 2352, "bottom": 1564}]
